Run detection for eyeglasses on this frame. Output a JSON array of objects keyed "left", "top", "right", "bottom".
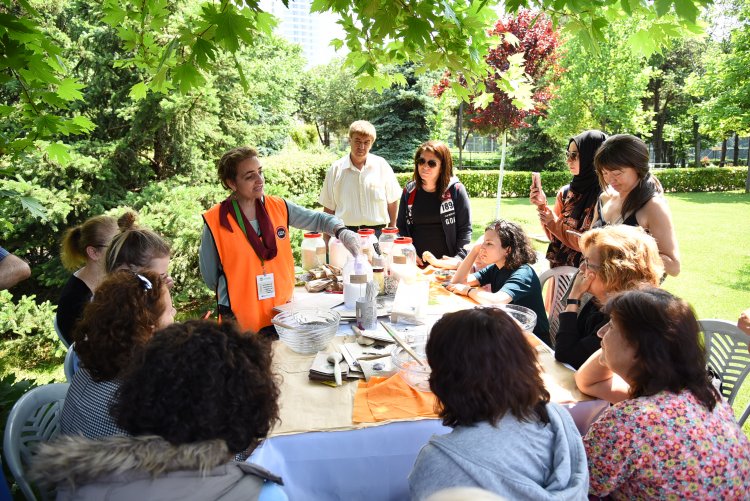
[
  {"left": 417, "top": 157, "right": 439, "bottom": 168},
  {"left": 565, "top": 150, "right": 579, "bottom": 162},
  {"left": 581, "top": 257, "right": 601, "bottom": 271},
  {"left": 135, "top": 273, "right": 153, "bottom": 291}
]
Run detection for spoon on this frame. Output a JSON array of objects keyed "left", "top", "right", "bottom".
[{"left": 327, "top": 352, "right": 343, "bottom": 386}]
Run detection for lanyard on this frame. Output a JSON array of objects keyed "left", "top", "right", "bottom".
[{"left": 232, "top": 199, "right": 265, "bottom": 269}]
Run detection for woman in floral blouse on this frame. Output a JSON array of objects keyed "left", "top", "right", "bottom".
[{"left": 576, "top": 287, "right": 750, "bottom": 499}]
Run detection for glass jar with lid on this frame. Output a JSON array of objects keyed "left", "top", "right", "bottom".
[
  {"left": 301, "top": 232, "right": 326, "bottom": 270},
  {"left": 357, "top": 229, "right": 378, "bottom": 263},
  {"left": 389, "top": 236, "right": 417, "bottom": 285},
  {"left": 328, "top": 237, "right": 349, "bottom": 270},
  {"left": 377, "top": 227, "right": 399, "bottom": 257}
]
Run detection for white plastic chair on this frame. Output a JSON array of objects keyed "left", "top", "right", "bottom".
[
  {"left": 53, "top": 315, "right": 69, "bottom": 349},
  {"left": 3, "top": 383, "right": 69, "bottom": 501},
  {"left": 699, "top": 319, "right": 750, "bottom": 426},
  {"left": 63, "top": 343, "right": 79, "bottom": 382},
  {"left": 538, "top": 266, "right": 579, "bottom": 347}
]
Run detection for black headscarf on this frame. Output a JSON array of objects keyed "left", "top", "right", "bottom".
[{"left": 568, "top": 129, "right": 607, "bottom": 223}]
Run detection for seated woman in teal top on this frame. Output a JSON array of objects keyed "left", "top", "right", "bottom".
[{"left": 448, "top": 219, "right": 550, "bottom": 345}]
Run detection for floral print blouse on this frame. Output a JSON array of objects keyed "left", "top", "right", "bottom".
[{"left": 584, "top": 390, "right": 750, "bottom": 500}]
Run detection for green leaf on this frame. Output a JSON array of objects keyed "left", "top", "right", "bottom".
[
  {"left": 56, "top": 78, "right": 84, "bottom": 102},
  {"left": 20, "top": 196, "right": 47, "bottom": 220},
  {"left": 173, "top": 63, "right": 205, "bottom": 94},
  {"left": 473, "top": 91, "right": 495, "bottom": 110},
  {"left": 233, "top": 53, "right": 249, "bottom": 92},
  {"left": 129, "top": 81, "right": 148, "bottom": 100},
  {"left": 654, "top": 0, "right": 672, "bottom": 17},
  {"left": 45, "top": 142, "right": 69, "bottom": 165},
  {"left": 450, "top": 81, "right": 472, "bottom": 102},
  {"left": 674, "top": 0, "right": 699, "bottom": 23}
]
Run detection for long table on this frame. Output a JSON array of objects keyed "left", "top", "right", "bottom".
[{"left": 248, "top": 282, "right": 607, "bottom": 501}]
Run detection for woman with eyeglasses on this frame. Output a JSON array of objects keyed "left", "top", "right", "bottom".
[
  {"left": 448, "top": 219, "right": 550, "bottom": 345},
  {"left": 576, "top": 288, "right": 750, "bottom": 499},
  {"left": 396, "top": 141, "right": 472, "bottom": 268},
  {"left": 591, "top": 134, "right": 680, "bottom": 276},
  {"left": 59, "top": 270, "right": 176, "bottom": 439},
  {"left": 530, "top": 130, "right": 607, "bottom": 268},
  {"left": 554, "top": 225, "right": 663, "bottom": 369},
  {"left": 56, "top": 214, "right": 119, "bottom": 345}
]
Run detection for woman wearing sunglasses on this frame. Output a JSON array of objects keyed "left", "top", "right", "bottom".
[
  {"left": 530, "top": 130, "right": 607, "bottom": 268},
  {"left": 592, "top": 134, "right": 680, "bottom": 277},
  {"left": 396, "top": 140, "right": 472, "bottom": 268}
]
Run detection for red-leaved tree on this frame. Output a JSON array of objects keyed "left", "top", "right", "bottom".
[{"left": 435, "top": 9, "right": 560, "bottom": 215}]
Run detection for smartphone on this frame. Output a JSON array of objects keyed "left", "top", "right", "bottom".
[{"left": 532, "top": 172, "right": 542, "bottom": 190}]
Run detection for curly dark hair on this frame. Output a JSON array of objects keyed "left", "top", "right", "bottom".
[
  {"left": 485, "top": 219, "right": 537, "bottom": 269},
  {"left": 426, "top": 308, "right": 550, "bottom": 427},
  {"left": 74, "top": 270, "right": 168, "bottom": 381},
  {"left": 602, "top": 287, "right": 719, "bottom": 410},
  {"left": 113, "top": 320, "right": 280, "bottom": 455}
]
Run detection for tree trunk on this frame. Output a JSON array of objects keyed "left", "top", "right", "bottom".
[
  {"left": 733, "top": 132, "right": 739, "bottom": 166},
  {"left": 456, "top": 102, "right": 464, "bottom": 169},
  {"left": 494, "top": 130, "right": 507, "bottom": 219},
  {"left": 652, "top": 83, "right": 664, "bottom": 164},
  {"left": 693, "top": 118, "right": 700, "bottom": 168},
  {"left": 720, "top": 138, "right": 727, "bottom": 167}
]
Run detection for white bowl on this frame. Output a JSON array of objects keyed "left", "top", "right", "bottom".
[
  {"left": 273, "top": 309, "right": 340, "bottom": 354},
  {"left": 391, "top": 339, "right": 431, "bottom": 392}
]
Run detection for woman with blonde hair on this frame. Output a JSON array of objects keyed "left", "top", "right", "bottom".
[
  {"left": 56, "top": 215, "right": 118, "bottom": 345},
  {"left": 554, "top": 224, "right": 663, "bottom": 368}
]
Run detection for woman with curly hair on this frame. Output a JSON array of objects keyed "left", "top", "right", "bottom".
[
  {"left": 448, "top": 219, "right": 550, "bottom": 344},
  {"left": 554, "top": 224, "right": 664, "bottom": 369},
  {"left": 576, "top": 288, "right": 750, "bottom": 499},
  {"left": 409, "top": 308, "right": 588, "bottom": 500},
  {"left": 106, "top": 211, "right": 173, "bottom": 287},
  {"left": 591, "top": 134, "right": 680, "bottom": 276},
  {"left": 59, "top": 270, "right": 175, "bottom": 439},
  {"left": 56, "top": 214, "right": 119, "bottom": 345},
  {"left": 33, "top": 320, "right": 285, "bottom": 500}
]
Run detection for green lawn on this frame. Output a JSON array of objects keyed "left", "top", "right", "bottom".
[{"left": 469, "top": 191, "right": 750, "bottom": 320}]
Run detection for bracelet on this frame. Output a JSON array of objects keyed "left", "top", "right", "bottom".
[{"left": 467, "top": 287, "right": 475, "bottom": 296}]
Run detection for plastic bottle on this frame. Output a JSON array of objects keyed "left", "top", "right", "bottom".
[
  {"left": 378, "top": 227, "right": 399, "bottom": 257},
  {"left": 357, "top": 229, "right": 378, "bottom": 263},
  {"left": 301, "top": 232, "right": 326, "bottom": 270},
  {"left": 343, "top": 253, "right": 373, "bottom": 308},
  {"left": 389, "top": 237, "right": 417, "bottom": 285},
  {"left": 328, "top": 237, "right": 349, "bottom": 270}
]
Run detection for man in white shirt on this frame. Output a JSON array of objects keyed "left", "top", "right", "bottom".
[{"left": 319, "top": 120, "right": 401, "bottom": 234}]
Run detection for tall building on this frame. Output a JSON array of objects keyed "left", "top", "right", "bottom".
[{"left": 261, "top": 0, "right": 345, "bottom": 68}]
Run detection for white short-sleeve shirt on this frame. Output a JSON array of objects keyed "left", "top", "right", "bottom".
[{"left": 318, "top": 153, "right": 402, "bottom": 226}]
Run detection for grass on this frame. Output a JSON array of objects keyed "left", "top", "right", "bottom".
[{"left": 470, "top": 191, "right": 750, "bottom": 432}]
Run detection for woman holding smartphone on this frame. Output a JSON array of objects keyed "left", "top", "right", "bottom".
[{"left": 530, "top": 130, "right": 607, "bottom": 268}]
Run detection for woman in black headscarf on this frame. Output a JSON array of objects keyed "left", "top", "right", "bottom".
[{"left": 530, "top": 130, "right": 607, "bottom": 268}]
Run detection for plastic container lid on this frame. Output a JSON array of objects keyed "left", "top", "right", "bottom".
[
  {"left": 394, "top": 237, "right": 413, "bottom": 244},
  {"left": 304, "top": 232, "right": 322, "bottom": 238},
  {"left": 357, "top": 228, "right": 376, "bottom": 235},
  {"left": 381, "top": 227, "right": 399, "bottom": 234}
]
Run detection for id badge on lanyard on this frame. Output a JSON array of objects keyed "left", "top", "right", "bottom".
[{"left": 257, "top": 272, "right": 275, "bottom": 300}]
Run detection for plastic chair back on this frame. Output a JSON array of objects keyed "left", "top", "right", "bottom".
[
  {"left": 3, "top": 383, "right": 69, "bottom": 501},
  {"left": 699, "top": 319, "right": 750, "bottom": 426},
  {"left": 53, "top": 315, "right": 69, "bottom": 349},
  {"left": 63, "top": 343, "right": 79, "bottom": 382},
  {"left": 538, "top": 266, "right": 579, "bottom": 347}
]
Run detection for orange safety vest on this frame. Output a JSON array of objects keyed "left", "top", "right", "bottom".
[{"left": 203, "top": 196, "right": 295, "bottom": 332}]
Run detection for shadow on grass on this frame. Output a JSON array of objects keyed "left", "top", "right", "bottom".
[
  {"left": 667, "top": 191, "right": 750, "bottom": 204},
  {"left": 728, "top": 260, "right": 750, "bottom": 293}
]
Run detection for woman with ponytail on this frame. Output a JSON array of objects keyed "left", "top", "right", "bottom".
[
  {"left": 591, "top": 134, "right": 680, "bottom": 277},
  {"left": 105, "top": 211, "right": 173, "bottom": 286},
  {"left": 57, "top": 215, "right": 118, "bottom": 345}
]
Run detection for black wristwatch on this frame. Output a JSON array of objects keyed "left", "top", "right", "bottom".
[{"left": 566, "top": 298, "right": 581, "bottom": 306}]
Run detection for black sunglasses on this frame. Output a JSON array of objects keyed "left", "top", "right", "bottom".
[
  {"left": 565, "top": 150, "right": 579, "bottom": 161},
  {"left": 417, "top": 157, "right": 439, "bottom": 168}
]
